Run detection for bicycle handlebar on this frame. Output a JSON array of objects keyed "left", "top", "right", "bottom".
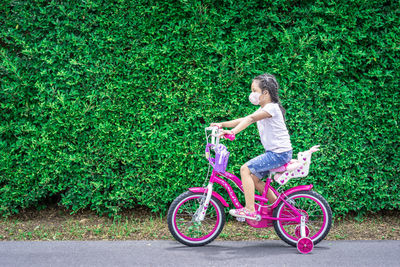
[
  {"left": 206, "top": 126, "right": 235, "bottom": 141},
  {"left": 205, "top": 126, "right": 235, "bottom": 168},
  {"left": 205, "top": 126, "right": 221, "bottom": 131}
]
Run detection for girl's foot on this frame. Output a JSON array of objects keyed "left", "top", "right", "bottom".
[{"left": 229, "top": 207, "right": 257, "bottom": 220}]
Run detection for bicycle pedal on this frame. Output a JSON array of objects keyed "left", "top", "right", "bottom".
[{"left": 236, "top": 217, "right": 246, "bottom": 222}]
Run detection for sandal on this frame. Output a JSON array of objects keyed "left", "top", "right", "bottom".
[{"left": 229, "top": 207, "right": 258, "bottom": 220}]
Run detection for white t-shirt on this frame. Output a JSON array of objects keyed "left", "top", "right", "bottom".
[{"left": 256, "top": 103, "right": 292, "bottom": 153}]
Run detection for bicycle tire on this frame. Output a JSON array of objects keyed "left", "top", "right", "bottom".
[
  {"left": 273, "top": 190, "right": 332, "bottom": 247},
  {"left": 167, "top": 191, "right": 226, "bottom": 247}
]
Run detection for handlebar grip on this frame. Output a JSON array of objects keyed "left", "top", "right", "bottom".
[{"left": 223, "top": 134, "right": 235, "bottom": 141}]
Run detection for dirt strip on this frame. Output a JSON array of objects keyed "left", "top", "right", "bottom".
[{"left": 0, "top": 207, "right": 399, "bottom": 241}]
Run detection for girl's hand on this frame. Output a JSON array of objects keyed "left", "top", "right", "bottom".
[
  {"left": 217, "top": 129, "right": 234, "bottom": 138},
  {"left": 210, "top": 122, "right": 223, "bottom": 128}
]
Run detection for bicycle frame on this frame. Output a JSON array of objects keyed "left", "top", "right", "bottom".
[{"left": 190, "top": 169, "right": 313, "bottom": 223}]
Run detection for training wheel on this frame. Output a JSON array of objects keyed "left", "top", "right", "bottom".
[
  {"left": 297, "top": 237, "right": 313, "bottom": 254},
  {"left": 295, "top": 225, "right": 310, "bottom": 238}
]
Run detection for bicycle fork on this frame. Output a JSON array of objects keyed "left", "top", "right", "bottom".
[
  {"left": 193, "top": 183, "right": 213, "bottom": 222},
  {"left": 300, "top": 215, "right": 307, "bottom": 237}
]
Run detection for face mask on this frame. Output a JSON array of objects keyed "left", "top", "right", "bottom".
[{"left": 249, "top": 92, "right": 261, "bottom": 105}]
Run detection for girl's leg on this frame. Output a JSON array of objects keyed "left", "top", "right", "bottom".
[
  {"left": 239, "top": 150, "right": 292, "bottom": 214},
  {"left": 240, "top": 164, "right": 256, "bottom": 212},
  {"left": 250, "top": 174, "right": 277, "bottom": 204},
  {"left": 250, "top": 173, "right": 265, "bottom": 194}
]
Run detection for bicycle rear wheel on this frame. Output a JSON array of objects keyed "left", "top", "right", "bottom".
[
  {"left": 273, "top": 190, "right": 332, "bottom": 247},
  {"left": 167, "top": 191, "right": 225, "bottom": 246}
]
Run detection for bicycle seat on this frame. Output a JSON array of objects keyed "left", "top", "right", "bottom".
[{"left": 270, "top": 160, "right": 302, "bottom": 173}]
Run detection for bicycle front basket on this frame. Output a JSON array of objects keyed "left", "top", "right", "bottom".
[{"left": 214, "top": 144, "right": 230, "bottom": 173}]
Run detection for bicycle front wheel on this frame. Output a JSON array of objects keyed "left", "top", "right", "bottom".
[
  {"left": 167, "top": 191, "right": 226, "bottom": 247},
  {"left": 273, "top": 190, "right": 332, "bottom": 247}
]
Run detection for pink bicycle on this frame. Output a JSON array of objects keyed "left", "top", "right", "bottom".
[{"left": 167, "top": 126, "right": 332, "bottom": 254}]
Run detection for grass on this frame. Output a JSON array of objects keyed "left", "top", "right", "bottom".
[{"left": 0, "top": 206, "right": 399, "bottom": 241}]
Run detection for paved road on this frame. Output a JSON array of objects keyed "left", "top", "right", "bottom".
[{"left": 0, "top": 240, "right": 399, "bottom": 267}]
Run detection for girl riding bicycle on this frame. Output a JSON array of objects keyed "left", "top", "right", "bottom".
[{"left": 210, "top": 73, "right": 293, "bottom": 220}]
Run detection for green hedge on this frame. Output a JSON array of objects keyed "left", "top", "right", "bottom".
[{"left": 1, "top": 0, "right": 399, "bottom": 217}]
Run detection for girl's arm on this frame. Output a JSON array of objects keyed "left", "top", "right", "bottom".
[
  {"left": 231, "top": 110, "right": 271, "bottom": 135},
  {"left": 231, "top": 117, "right": 253, "bottom": 135},
  {"left": 221, "top": 118, "right": 244, "bottom": 128},
  {"left": 218, "top": 110, "right": 271, "bottom": 137}
]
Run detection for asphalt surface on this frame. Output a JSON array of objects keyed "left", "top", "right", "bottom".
[{"left": 0, "top": 240, "right": 399, "bottom": 267}]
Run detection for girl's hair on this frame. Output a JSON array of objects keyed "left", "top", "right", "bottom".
[{"left": 253, "top": 73, "right": 286, "bottom": 121}]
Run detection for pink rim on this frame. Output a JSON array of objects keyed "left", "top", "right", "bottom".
[
  {"left": 173, "top": 196, "right": 221, "bottom": 242},
  {"left": 278, "top": 194, "right": 327, "bottom": 242}
]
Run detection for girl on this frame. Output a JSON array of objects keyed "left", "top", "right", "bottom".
[{"left": 210, "top": 73, "right": 293, "bottom": 220}]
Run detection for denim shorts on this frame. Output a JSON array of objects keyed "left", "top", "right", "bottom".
[{"left": 245, "top": 150, "right": 293, "bottom": 179}]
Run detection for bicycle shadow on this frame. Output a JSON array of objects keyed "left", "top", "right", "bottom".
[{"left": 165, "top": 241, "right": 330, "bottom": 260}]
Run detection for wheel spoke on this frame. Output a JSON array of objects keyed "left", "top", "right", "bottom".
[
  {"left": 306, "top": 207, "right": 318, "bottom": 215},
  {"left": 308, "top": 214, "right": 323, "bottom": 220}
]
